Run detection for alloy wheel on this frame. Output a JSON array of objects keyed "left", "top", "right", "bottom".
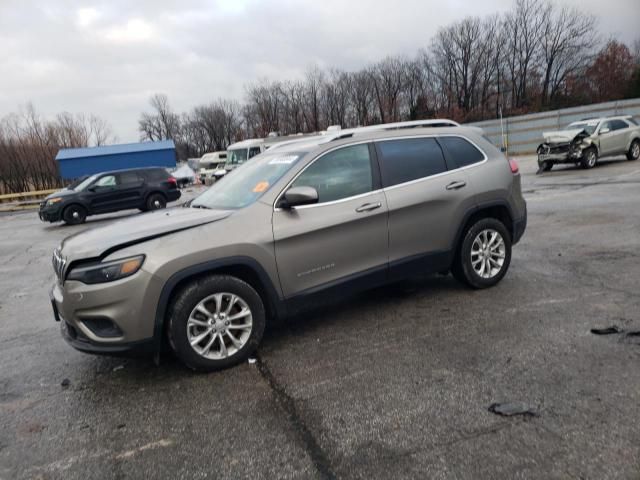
[
  {"left": 470, "top": 229, "right": 506, "bottom": 279},
  {"left": 186, "top": 292, "right": 253, "bottom": 360}
]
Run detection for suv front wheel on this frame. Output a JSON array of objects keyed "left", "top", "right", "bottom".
[
  {"left": 62, "top": 204, "right": 87, "bottom": 225},
  {"left": 627, "top": 140, "right": 640, "bottom": 161},
  {"left": 452, "top": 218, "right": 512, "bottom": 289},
  {"left": 167, "top": 275, "right": 266, "bottom": 371},
  {"left": 581, "top": 148, "right": 598, "bottom": 169}
]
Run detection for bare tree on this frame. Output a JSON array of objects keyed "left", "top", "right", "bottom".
[
  {"left": 303, "top": 66, "right": 325, "bottom": 132},
  {"left": 539, "top": 3, "right": 597, "bottom": 105},
  {"left": 139, "top": 93, "right": 181, "bottom": 141},
  {"left": 0, "top": 105, "right": 114, "bottom": 193},
  {"left": 369, "top": 56, "right": 406, "bottom": 123},
  {"left": 503, "top": 0, "right": 547, "bottom": 109}
]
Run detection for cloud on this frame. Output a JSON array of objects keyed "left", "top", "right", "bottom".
[
  {"left": 103, "top": 18, "right": 156, "bottom": 43},
  {"left": 0, "top": 0, "right": 637, "bottom": 142},
  {"left": 76, "top": 7, "right": 101, "bottom": 28}
]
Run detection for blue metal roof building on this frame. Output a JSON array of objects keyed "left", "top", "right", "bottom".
[{"left": 55, "top": 140, "right": 177, "bottom": 180}]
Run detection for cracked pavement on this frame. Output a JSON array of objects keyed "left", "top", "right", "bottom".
[{"left": 1, "top": 159, "right": 639, "bottom": 479}]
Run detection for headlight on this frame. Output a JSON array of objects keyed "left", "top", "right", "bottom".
[
  {"left": 46, "top": 198, "right": 63, "bottom": 206},
  {"left": 67, "top": 255, "right": 145, "bottom": 284}
]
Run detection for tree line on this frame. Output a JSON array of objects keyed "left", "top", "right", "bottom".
[
  {"left": 140, "top": 0, "right": 640, "bottom": 159},
  {"left": 0, "top": 105, "right": 113, "bottom": 193}
]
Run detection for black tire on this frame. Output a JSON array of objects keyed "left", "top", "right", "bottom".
[
  {"left": 539, "top": 161, "right": 553, "bottom": 172},
  {"left": 581, "top": 148, "right": 598, "bottom": 169},
  {"left": 451, "top": 217, "right": 512, "bottom": 289},
  {"left": 167, "top": 275, "right": 266, "bottom": 372},
  {"left": 627, "top": 139, "right": 640, "bottom": 161},
  {"left": 62, "top": 204, "right": 87, "bottom": 225},
  {"left": 146, "top": 193, "right": 166, "bottom": 211}
]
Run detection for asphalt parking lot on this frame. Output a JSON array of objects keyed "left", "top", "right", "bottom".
[{"left": 1, "top": 158, "right": 639, "bottom": 480}]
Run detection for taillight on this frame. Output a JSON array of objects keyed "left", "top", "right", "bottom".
[
  {"left": 168, "top": 177, "right": 177, "bottom": 185},
  {"left": 508, "top": 158, "right": 519, "bottom": 174}
]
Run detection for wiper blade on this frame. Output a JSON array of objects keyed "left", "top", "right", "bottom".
[{"left": 191, "top": 204, "right": 212, "bottom": 210}]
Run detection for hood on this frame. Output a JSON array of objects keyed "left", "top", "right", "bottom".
[
  {"left": 45, "top": 189, "right": 77, "bottom": 200},
  {"left": 59, "top": 207, "right": 231, "bottom": 262},
  {"left": 542, "top": 129, "right": 587, "bottom": 144}
]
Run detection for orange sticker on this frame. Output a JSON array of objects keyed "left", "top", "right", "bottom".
[{"left": 253, "top": 181, "right": 269, "bottom": 193}]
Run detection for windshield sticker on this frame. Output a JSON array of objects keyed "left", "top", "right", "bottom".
[
  {"left": 253, "top": 181, "right": 270, "bottom": 193},
  {"left": 268, "top": 155, "right": 298, "bottom": 165}
]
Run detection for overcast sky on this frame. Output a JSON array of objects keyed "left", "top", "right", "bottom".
[{"left": 1, "top": 0, "right": 638, "bottom": 142}]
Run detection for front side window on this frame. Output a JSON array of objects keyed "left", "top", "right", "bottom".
[
  {"left": 291, "top": 144, "right": 373, "bottom": 203},
  {"left": 377, "top": 137, "right": 447, "bottom": 187},
  {"left": 439, "top": 136, "right": 485, "bottom": 169},
  {"left": 95, "top": 175, "right": 117, "bottom": 187},
  {"left": 599, "top": 121, "right": 619, "bottom": 133}
]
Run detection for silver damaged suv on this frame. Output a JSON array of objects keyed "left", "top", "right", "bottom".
[{"left": 50, "top": 125, "right": 527, "bottom": 371}]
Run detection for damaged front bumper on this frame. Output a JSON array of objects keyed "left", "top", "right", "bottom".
[{"left": 537, "top": 145, "right": 584, "bottom": 164}]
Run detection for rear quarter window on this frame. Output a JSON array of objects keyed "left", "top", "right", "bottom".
[
  {"left": 144, "top": 169, "right": 168, "bottom": 181},
  {"left": 376, "top": 138, "right": 447, "bottom": 187},
  {"left": 439, "top": 136, "right": 485, "bottom": 169}
]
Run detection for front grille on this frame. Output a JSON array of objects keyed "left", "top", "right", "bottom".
[{"left": 52, "top": 248, "right": 67, "bottom": 280}]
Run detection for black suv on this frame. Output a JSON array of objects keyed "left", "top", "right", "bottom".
[{"left": 39, "top": 167, "right": 181, "bottom": 225}]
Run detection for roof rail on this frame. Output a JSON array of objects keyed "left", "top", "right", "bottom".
[
  {"left": 326, "top": 119, "right": 462, "bottom": 141},
  {"left": 267, "top": 118, "right": 466, "bottom": 151}
]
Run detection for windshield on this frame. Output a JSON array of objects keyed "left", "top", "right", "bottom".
[
  {"left": 191, "top": 152, "right": 303, "bottom": 210},
  {"left": 568, "top": 122, "right": 597, "bottom": 135},
  {"left": 73, "top": 174, "right": 98, "bottom": 191},
  {"left": 226, "top": 148, "right": 248, "bottom": 166}
]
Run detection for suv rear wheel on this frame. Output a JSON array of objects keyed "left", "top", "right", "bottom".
[
  {"left": 62, "top": 204, "right": 87, "bottom": 225},
  {"left": 452, "top": 218, "right": 512, "bottom": 289},
  {"left": 146, "top": 193, "right": 167, "bottom": 210},
  {"left": 167, "top": 275, "right": 266, "bottom": 371}
]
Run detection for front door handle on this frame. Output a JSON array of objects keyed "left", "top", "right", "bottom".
[
  {"left": 446, "top": 181, "right": 467, "bottom": 191},
  {"left": 355, "top": 202, "right": 382, "bottom": 213}
]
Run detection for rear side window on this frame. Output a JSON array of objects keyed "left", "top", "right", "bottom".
[
  {"left": 377, "top": 138, "right": 447, "bottom": 187},
  {"left": 439, "top": 136, "right": 485, "bottom": 169},
  {"left": 292, "top": 144, "right": 373, "bottom": 203},
  {"left": 249, "top": 147, "right": 261, "bottom": 159},
  {"left": 118, "top": 172, "right": 141, "bottom": 185},
  {"left": 144, "top": 169, "right": 168, "bottom": 181},
  {"left": 610, "top": 119, "right": 628, "bottom": 131}
]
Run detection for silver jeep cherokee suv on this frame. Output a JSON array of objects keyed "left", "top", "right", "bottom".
[{"left": 50, "top": 125, "right": 527, "bottom": 371}]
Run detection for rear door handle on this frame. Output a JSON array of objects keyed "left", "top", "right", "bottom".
[
  {"left": 355, "top": 202, "right": 382, "bottom": 213},
  {"left": 446, "top": 181, "right": 467, "bottom": 191}
]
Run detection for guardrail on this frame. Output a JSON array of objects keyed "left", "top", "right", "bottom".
[
  {"left": 0, "top": 189, "right": 57, "bottom": 212},
  {"left": 468, "top": 97, "right": 640, "bottom": 155}
]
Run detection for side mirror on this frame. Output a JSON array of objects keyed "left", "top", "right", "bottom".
[
  {"left": 279, "top": 186, "right": 318, "bottom": 209},
  {"left": 599, "top": 127, "right": 610, "bottom": 134},
  {"left": 88, "top": 186, "right": 97, "bottom": 192}
]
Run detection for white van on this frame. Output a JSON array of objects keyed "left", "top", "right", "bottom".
[
  {"left": 198, "top": 151, "right": 227, "bottom": 183},
  {"left": 216, "top": 139, "right": 268, "bottom": 179}
]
